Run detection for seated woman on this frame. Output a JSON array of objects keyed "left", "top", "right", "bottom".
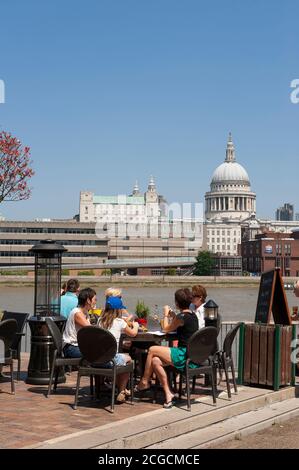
[
  {"left": 99, "top": 296, "right": 139, "bottom": 402},
  {"left": 105, "top": 287, "right": 134, "bottom": 322},
  {"left": 63, "top": 287, "right": 95, "bottom": 358},
  {"left": 136, "top": 288, "right": 198, "bottom": 408}
]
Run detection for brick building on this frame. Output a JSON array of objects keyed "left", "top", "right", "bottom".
[{"left": 241, "top": 230, "right": 299, "bottom": 277}]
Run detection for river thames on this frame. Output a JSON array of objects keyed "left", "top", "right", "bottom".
[{"left": 0, "top": 285, "right": 297, "bottom": 322}]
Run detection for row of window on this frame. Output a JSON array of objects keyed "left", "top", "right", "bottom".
[
  {"left": 209, "top": 245, "right": 238, "bottom": 252},
  {"left": 0, "top": 252, "right": 104, "bottom": 257},
  {"left": 207, "top": 230, "right": 238, "bottom": 236},
  {"left": 0, "top": 227, "right": 95, "bottom": 234},
  {"left": 208, "top": 238, "right": 238, "bottom": 243},
  {"left": 0, "top": 239, "right": 107, "bottom": 246}
]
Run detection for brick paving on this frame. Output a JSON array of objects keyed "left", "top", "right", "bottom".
[{"left": 0, "top": 353, "right": 221, "bottom": 449}]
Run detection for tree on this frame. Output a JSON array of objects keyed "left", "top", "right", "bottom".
[
  {"left": 194, "top": 250, "right": 215, "bottom": 276},
  {"left": 0, "top": 131, "right": 34, "bottom": 203}
]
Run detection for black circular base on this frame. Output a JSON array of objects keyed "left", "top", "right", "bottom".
[
  {"left": 26, "top": 316, "right": 66, "bottom": 385},
  {"left": 26, "top": 374, "right": 66, "bottom": 386}
]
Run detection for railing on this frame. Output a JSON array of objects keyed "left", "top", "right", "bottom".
[{"left": 21, "top": 320, "right": 299, "bottom": 371}]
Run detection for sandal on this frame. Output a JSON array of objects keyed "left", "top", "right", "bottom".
[
  {"left": 134, "top": 384, "right": 151, "bottom": 393},
  {"left": 116, "top": 390, "right": 127, "bottom": 403},
  {"left": 163, "top": 400, "right": 173, "bottom": 409}
]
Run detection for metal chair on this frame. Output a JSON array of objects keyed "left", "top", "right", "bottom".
[
  {"left": 192, "top": 313, "right": 222, "bottom": 391},
  {"left": 0, "top": 319, "right": 18, "bottom": 394},
  {"left": 74, "top": 326, "right": 134, "bottom": 412},
  {"left": 45, "top": 317, "right": 81, "bottom": 397},
  {"left": 2, "top": 311, "right": 29, "bottom": 380},
  {"left": 216, "top": 322, "right": 242, "bottom": 399},
  {"left": 177, "top": 326, "right": 218, "bottom": 410}
]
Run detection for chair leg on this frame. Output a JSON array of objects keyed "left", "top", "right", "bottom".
[
  {"left": 231, "top": 360, "right": 238, "bottom": 394},
  {"left": 10, "top": 362, "right": 15, "bottom": 394},
  {"left": 210, "top": 368, "right": 217, "bottom": 405},
  {"left": 186, "top": 371, "right": 191, "bottom": 411},
  {"left": 90, "top": 375, "right": 94, "bottom": 396},
  {"left": 130, "top": 371, "right": 134, "bottom": 405},
  {"left": 17, "top": 357, "right": 21, "bottom": 381},
  {"left": 54, "top": 368, "right": 59, "bottom": 391},
  {"left": 111, "top": 369, "right": 116, "bottom": 413},
  {"left": 47, "top": 363, "right": 56, "bottom": 397},
  {"left": 223, "top": 359, "right": 232, "bottom": 399},
  {"left": 74, "top": 371, "right": 81, "bottom": 409},
  {"left": 179, "top": 373, "right": 183, "bottom": 399}
]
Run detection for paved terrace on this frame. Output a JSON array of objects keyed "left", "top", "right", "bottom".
[
  {"left": 1, "top": 354, "right": 298, "bottom": 449},
  {"left": 0, "top": 352, "right": 240, "bottom": 449}
]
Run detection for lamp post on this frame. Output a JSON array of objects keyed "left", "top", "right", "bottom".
[
  {"left": 26, "top": 240, "right": 67, "bottom": 385},
  {"left": 204, "top": 299, "right": 219, "bottom": 329},
  {"left": 203, "top": 299, "right": 219, "bottom": 386}
]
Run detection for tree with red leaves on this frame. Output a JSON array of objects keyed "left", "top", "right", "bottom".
[{"left": 0, "top": 131, "right": 34, "bottom": 203}]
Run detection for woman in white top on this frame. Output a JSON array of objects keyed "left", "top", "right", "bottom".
[
  {"left": 99, "top": 296, "right": 139, "bottom": 402},
  {"left": 190, "top": 285, "right": 207, "bottom": 330},
  {"left": 63, "top": 288, "right": 96, "bottom": 358}
]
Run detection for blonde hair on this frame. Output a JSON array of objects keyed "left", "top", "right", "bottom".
[
  {"left": 100, "top": 308, "right": 122, "bottom": 330},
  {"left": 105, "top": 287, "right": 122, "bottom": 298}
]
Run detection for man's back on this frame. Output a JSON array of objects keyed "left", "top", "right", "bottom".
[{"left": 61, "top": 292, "right": 78, "bottom": 319}]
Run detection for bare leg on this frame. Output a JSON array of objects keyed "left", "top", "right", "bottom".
[
  {"left": 152, "top": 357, "right": 174, "bottom": 404},
  {"left": 117, "top": 372, "right": 130, "bottom": 392},
  {"left": 138, "top": 346, "right": 172, "bottom": 389}
]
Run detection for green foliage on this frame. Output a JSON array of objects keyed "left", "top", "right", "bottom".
[
  {"left": 193, "top": 250, "right": 215, "bottom": 276},
  {"left": 78, "top": 270, "right": 94, "bottom": 276},
  {"left": 167, "top": 268, "right": 177, "bottom": 276},
  {"left": 0, "top": 270, "right": 29, "bottom": 275},
  {"left": 61, "top": 269, "right": 70, "bottom": 276},
  {"left": 101, "top": 269, "right": 112, "bottom": 276},
  {"left": 135, "top": 300, "right": 150, "bottom": 319}
]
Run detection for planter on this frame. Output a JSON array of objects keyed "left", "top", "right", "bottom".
[{"left": 238, "top": 323, "right": 296, "bottom": 390}]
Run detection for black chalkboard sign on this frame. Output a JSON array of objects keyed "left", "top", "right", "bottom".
[{"left": 255, "top": 268, "right": 291, "bottom": 325}]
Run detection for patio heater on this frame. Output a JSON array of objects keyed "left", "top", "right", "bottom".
[{"left": 26, "top": 240, "right": 67, "bottom": 385}]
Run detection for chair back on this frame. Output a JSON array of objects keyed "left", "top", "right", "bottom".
[
  {"left": 223, "top": 322, "right": 242, "bottom": 359},
  {"left": 2, "top": 311, "right": 29, "bottom": 350},
  {"left": 0, "top": 319, "right": 18, "bottom": 357},
  {"left": 45, "top": 317, "right": 63, "bottom": 356},
  {"left": 78, "top": 326, "right": 117, "bottom": 364},
  {"left": 187, "top": 326, "right": 218, "bottom": 364}
]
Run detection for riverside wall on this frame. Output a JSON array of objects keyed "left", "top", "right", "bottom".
[{"left": 0, "top": 275, "right": 297, "bottom": 288}]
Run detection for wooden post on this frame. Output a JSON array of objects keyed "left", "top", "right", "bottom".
[
  {"left": 237, "top": 323, "right": 245, "bottom": 385},
  {"left": 274, "top": 325, "right": 281, "bottom": 391},
  {"left": 291, "top": 325, "right": 296, "bottom": 386}
]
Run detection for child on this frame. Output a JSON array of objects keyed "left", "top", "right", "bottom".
[{"left": 99, "top": 296, "right": 139, "bottom": 402}]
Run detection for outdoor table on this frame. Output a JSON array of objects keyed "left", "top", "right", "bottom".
[
  {"left": 121, "top": 330, "right": 178, "bottom": 346},
  {"left": 120, "top": 330, "right": 178, "bottom": 379}
]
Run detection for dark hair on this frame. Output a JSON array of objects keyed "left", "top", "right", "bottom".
[
  {"left": 191, "top": 285, "right": 207, "bottom": 301},
  {"left": 78, "top": 288, "right": 96, "bottom": 307},
  {"left": 174, "top": 288, "right": 192, "bottom": 310},
  {"left": 61, "top": 282, "right": 67, "bottom": 296},
  {"left": 66, "top": 278, "right": 80, "bottom": 293}
]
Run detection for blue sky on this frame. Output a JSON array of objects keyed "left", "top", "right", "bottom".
[{"left": 0, "top": 0, "right": 298, "bottom": 220}]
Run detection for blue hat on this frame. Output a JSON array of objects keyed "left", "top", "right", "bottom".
[{"left": 105, "top": 296, "right": 126, "bottom": 310}]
